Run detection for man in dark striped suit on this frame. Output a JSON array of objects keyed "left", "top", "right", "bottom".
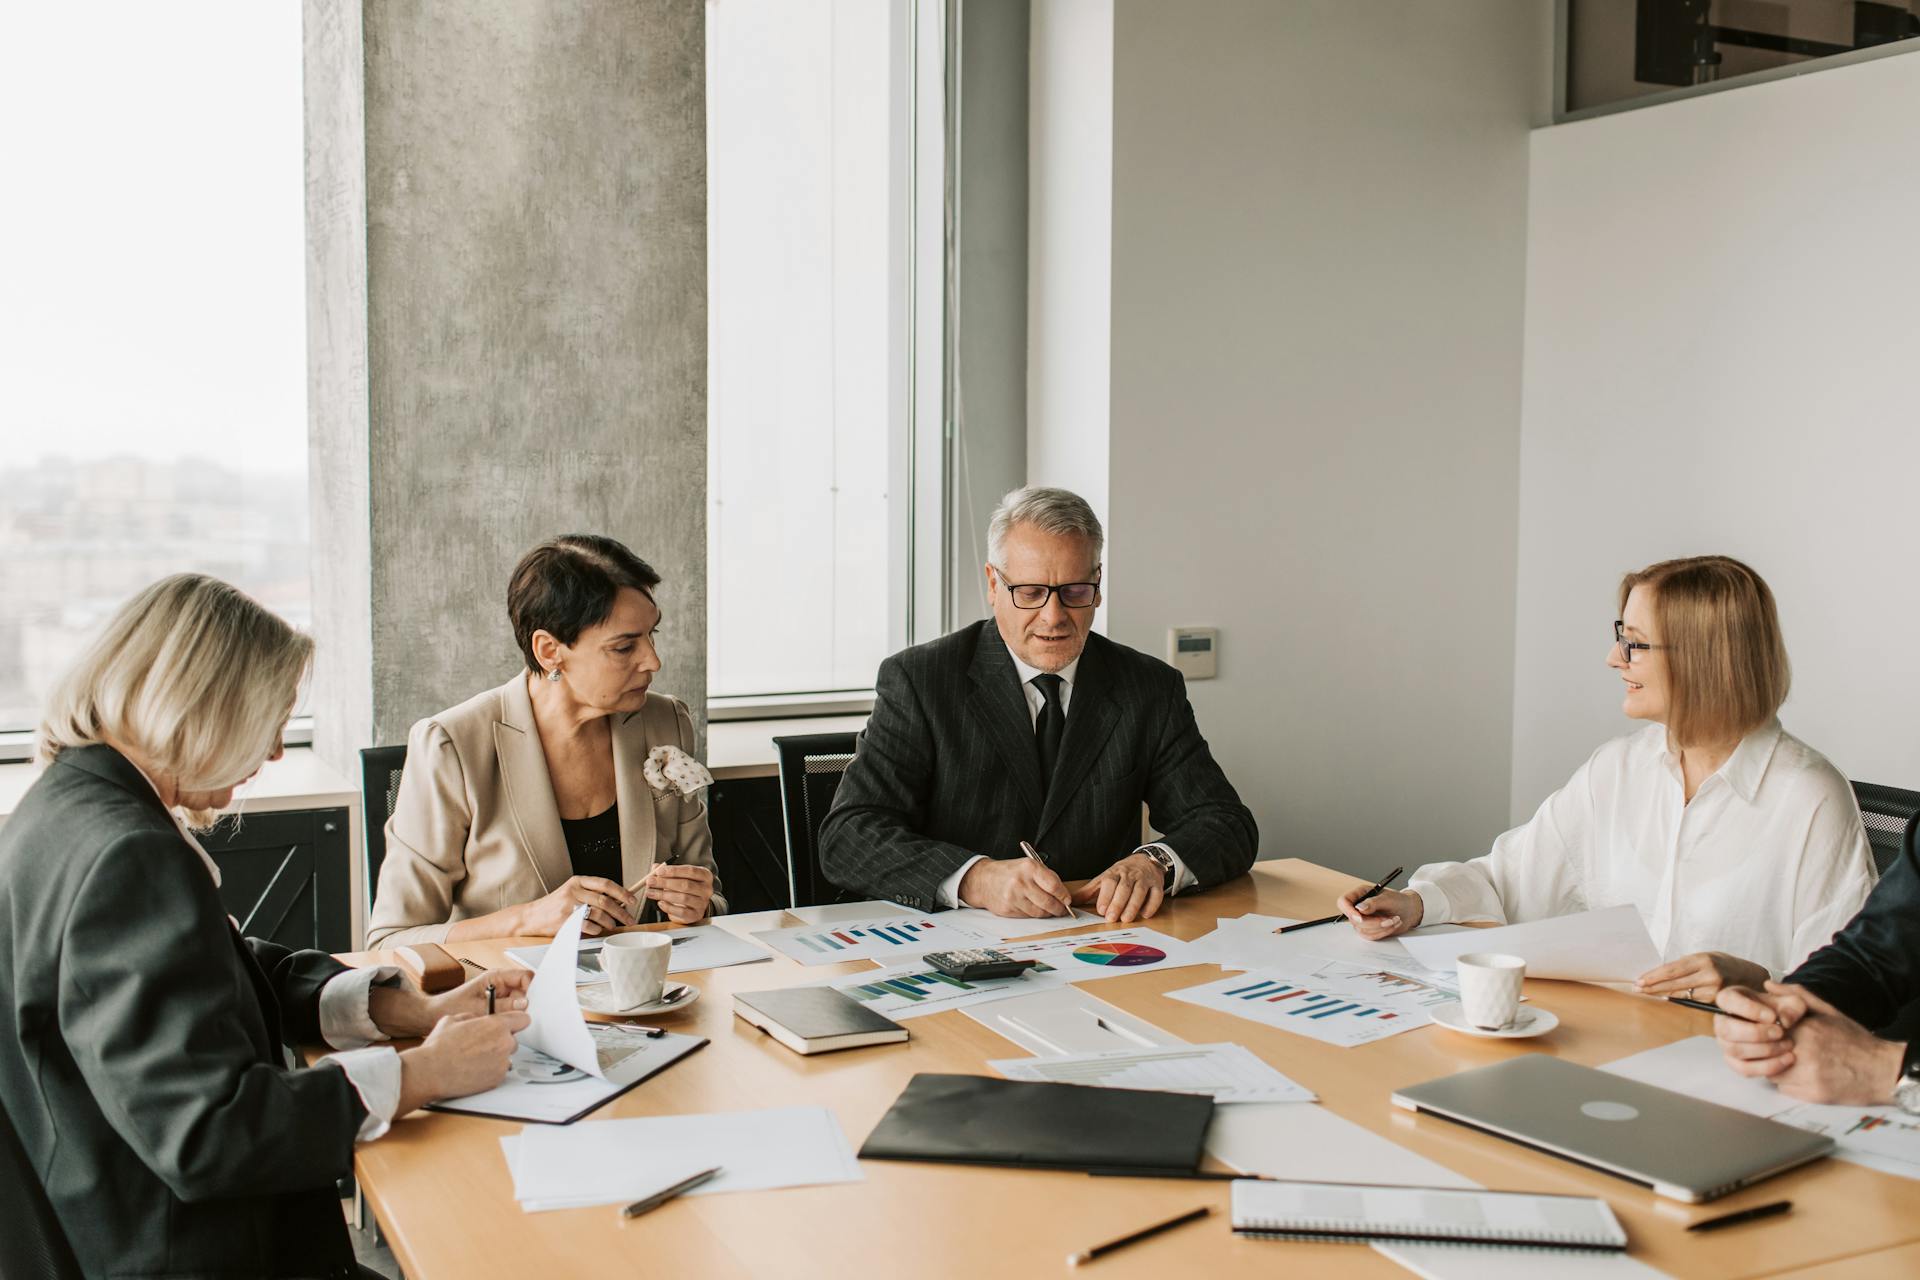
[{"left": 820, "top": 487, "right": 1258, "bottom": 921}]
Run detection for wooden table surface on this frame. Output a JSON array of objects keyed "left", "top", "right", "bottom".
[{"left": 338, "top": 860, "right": 1920, "bottom": 1279}]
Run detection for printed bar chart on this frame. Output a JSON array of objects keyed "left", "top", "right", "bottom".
[
  {"left": 751, "top": 916, "right": 996, "bottom": 966},
  {"left": 1166, "top": 970, "right": 1432, "bottom": 1048}
]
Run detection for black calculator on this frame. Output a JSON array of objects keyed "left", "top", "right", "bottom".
[{"left": 923, "top": 948, "right": 1036, "bottom": 981}]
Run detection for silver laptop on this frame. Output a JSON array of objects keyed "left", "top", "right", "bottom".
[{"left": 1391, "top": 1054, "right": 1832, "bottom": 1202}]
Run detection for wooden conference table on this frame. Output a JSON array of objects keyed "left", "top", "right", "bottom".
[{"left": 339, "top": 860, "right": 1920, "bottom": 1279}]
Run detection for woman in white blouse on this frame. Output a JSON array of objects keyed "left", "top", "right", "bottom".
[{"left": 1340, "top": 555, "right": 1875, "bottom": 995}]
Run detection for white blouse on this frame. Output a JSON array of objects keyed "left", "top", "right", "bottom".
[{"left": 1408, "top": 720, "right": 1876, "bottom": 977}]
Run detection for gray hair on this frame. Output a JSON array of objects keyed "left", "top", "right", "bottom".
[{"left": 986, "top": 486, "right": 1105, "bottom": 567}]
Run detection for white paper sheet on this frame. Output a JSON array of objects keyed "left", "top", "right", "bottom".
[
  {"left": 1188, "top": 913, "right": 1467, "bottom": 993},
  {"left": 936, "top": 906, "right": 1101, "bottom": 939},
  {"left": 1207, "top": 1102, "right": 1479, "bottom": 1188},
  {"left": 1602, "top": 1036, "right": 1920, "bottom": 1180},
  {"left": 1399, "top": 905, "right": 1662, "bottom": 983},
  {"left": 750, "top": 914, "right": 999, "bottom": 965},
  {"left": 1375, "top": 1243, "right": 1672, "bottom": 1279},
  {"left": 961, "top": 986, "right": 1183, "bottom": 1054},
  {"left": 520, "top": 905, "right": 605, "bottom": 1076},
  {"left": 990, "top": 1042, "right": 1315, "bottom": 1104},
  {"left": 507, "top": 923, "right": 773, "bottom": 984},
  {"left": 499, "top": 1105, "right": 862, "bottom": 1211},
  {"left": 1166, "top": 969, "right": 1434, "bottom": 1047},
  {"left": 433, "top": 1024, "right": 704, "bottom": 1124}
]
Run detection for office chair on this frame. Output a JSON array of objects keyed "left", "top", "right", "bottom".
[
  {"left": 358, "top": 745, "right": 408, "bottom": 924},
  {"left": 772, "top": 732, "right": 860, "bottom": 908},
  {"left": 1851, "top": 780, "right": 1920, "bottom": 877},
  {"left": 0, "top": 1095, "right": 84, "bottom": 1280}
]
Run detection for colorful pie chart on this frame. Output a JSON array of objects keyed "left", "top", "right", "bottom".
[{"left": 1072, "top": 942, "right": 1166, "bottom": 967}]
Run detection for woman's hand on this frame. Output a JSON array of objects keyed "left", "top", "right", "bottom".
[
  {"left": 1338, "top": 885, "right": 1423, "bottom": 940},
  {"left": 516, "top": 876, "right": 639, "bottom": 937},
  {"left": 1635, "top": 951, "right": 1769, "bottom": 1000},
  {"left": 395, "top": 1009, "right": 530, "bottom": 1114},
  {"left": 641, "top": 863, "right": 714, "bottom": 924}
]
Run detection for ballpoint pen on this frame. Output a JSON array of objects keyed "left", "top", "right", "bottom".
[
  {"left": 1020, "top": 840, "right": 1071, "bottom": 916},
  {"left": 620, "top": 1166, "right": 723, "bottom": 1219},
  {"left": 1275, "top": 865, "right": 1405, "bottom": 934},
  {"left": 1068, "top": 1206, "right": 1209, "bottom": 1265}
]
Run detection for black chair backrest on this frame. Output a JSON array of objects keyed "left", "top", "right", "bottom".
[
  {"left": 773, "top": 732, "right": 860, "bottom": 908},
  {"left": 359, "top": 744, "right": 408, "bottom": 924},
  {"left": 1851, "top": 780, "right": 1920, "bottom": 877},
  {"left": 0, "top": 1095, "right": 84, "bottom": 1280}
]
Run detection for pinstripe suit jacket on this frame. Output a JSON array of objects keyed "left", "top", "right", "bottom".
[{"left": 819, "top": 620, "right": 1258, "bottom": 911}]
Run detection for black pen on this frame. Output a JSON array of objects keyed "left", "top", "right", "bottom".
[
  {"left": 485, "top": 982, "right": 495, "bottom": 1016},
  {"left": 1687, "top": 1199, "right": 1791, "bottom": 1232},
  {"left": 1020, "top": 839, "right": 1071, "bottom": 917},
  {"left": 1275, "top": 865, "right": 1405, "bottom": 934},
  {"left": 620, "top": 1166, "right": 723, "bottom": 1219},
  {"left": 1667, "top": 996, "right": 1761, "bottom": 1024},
  {"left": 1068, "top": 1206, "right": 1209, "bottom": 1266}
]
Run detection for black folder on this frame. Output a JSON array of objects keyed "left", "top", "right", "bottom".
[{"left": 858, "top": 1073, "right": 1215, "bottom": 1174}]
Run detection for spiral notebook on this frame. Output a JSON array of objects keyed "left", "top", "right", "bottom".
[{"left": 1230, "top": 1180, "right": 1628, "bottom": 1250}]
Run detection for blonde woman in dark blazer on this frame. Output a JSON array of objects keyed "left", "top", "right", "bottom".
[{"left": 367, "top": 536, "right": 725, "bottom": 948}]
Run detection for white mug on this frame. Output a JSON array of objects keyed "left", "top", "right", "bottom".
[
  {"left": 601, "top": 933, "right": 672, "bottom": 1008},
  {"left": 1456, "top": 952, "right": 1526, "bottom": 1030}
]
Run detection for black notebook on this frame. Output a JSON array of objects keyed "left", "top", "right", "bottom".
[
  {"left": 732, "top": 986, "right": 909, "bottom": 1055},
  {"left": 859, "top": 1073, "right": 1215, "bottom": 1173}
]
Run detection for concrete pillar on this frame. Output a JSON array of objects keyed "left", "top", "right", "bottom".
[{"left": 303, "top": 1, "right": 707, "bottom": 774}]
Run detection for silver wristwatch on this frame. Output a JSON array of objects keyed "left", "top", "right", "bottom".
[
  {"left": 1138, "top": 844, "right": 1177, "bottom": 892},
  {"left": 1895, "top": 1043, "right": 1920, "bottom": 1116}
]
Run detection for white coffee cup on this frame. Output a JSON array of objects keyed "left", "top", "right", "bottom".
[
  {"left": 601, "top": 933, "right": 672, "bottom": 1009},
  {"left": 1456, "top": 952, "right": 1526, "bottom": 1030}
]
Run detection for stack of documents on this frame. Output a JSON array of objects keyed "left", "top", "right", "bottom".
[{"left": 499, "top": 1106, "right": 863, "bottom": 1212}]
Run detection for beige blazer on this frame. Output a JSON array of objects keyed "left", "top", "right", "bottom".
[{"left": 365, "top": 676, "right": 725, "bottom": 948}]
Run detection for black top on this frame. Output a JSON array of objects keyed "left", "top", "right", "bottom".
[
  {"left": 561, "top": 802, "right": 624, "bottom": 884},
  {"left": 0, "top": 745, "right": 365, "bottom": 1278},
  {"left": 1788, "top": 830, "right": 1920, "bottom": 1044}
]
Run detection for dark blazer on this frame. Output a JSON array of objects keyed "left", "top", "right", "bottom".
[
  {"left": 819, "top": 621, "right": 1258, "bottom": 910},
  {"left": 0, "top": 745, "right": 367, "bottom": 1280},
  {"left": 1788, "top": 829, "right": 1920, "bottom": 1043}
]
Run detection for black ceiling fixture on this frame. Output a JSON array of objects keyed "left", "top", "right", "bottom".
[{"left": 1635, "top": 0, "right": 1920, "bottom": 87}]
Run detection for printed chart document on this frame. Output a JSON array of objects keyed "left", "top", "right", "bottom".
[
  {"left": 1207, "top": 1102, "right": 1479, "bottom": 1189},
  {"left": 506, "top": 923, "right": 772, "bottom": 984},
  {"left": 989, "top": 1042, "right": 1315, "bottom": 1104},
  {"left": 750, "top": 914, "right": 997, "bottom": 965},
  {"left": 1165, "top": 966, "right": 1441, "bottom": 1047},
  {"left": 499, "top": 1105, "right": 862, "bottom": 1211},
  {"left": 1603, "top": 1036, "right": 1920, "bottom": 1181},
  {"left": 1188, "top": 913, "right": 1467, "bottom": 994},
  {"left": 995, "top": 926, "right": 1206, "bottom": 978},
  {"left": 1399, "top": 904, "right": 1662, "bottom": 983}
]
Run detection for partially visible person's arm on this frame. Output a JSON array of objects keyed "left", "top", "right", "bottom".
[
  {"left": 817, "top": 654, "right": 984, "bottom": 911},
  {"left": 366, "top": 718, "right": 475, "bottom": 948},
  {"left": 1786, "top": 837, "right": 1920, "bottom": 1033},
  {"left": 1135, "top": 667, "right": 1257, "bottom": 890}
]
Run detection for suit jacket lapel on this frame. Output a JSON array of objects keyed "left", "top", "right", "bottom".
[
  {"left": 493, "top": 676, "right": 573, "bottom": 895},
  {"left": 611, "top": 705, "right": 659, "bottom": 889},
  {"left": 1036, "top": 636, "right": 1121, "bottom": 842},
  {"left": 967, "top": 626, "right": 1046, "bottom": 816}
]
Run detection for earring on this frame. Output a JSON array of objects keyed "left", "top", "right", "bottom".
[{"left": 546, "top": 666, "right": 562, "bottom": 682}]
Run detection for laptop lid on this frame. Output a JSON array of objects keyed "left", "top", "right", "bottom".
[{"left": 1391, "top": 1054, "right": 1833, "bottom": 1202}]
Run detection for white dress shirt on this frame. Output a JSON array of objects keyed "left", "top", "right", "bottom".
[
  {"left": 1408, "top": 720, "right": 1876, "bottom": 977},
  {"left": 134, "top": 767, "right": 403, "bottom": 1140},
  {"left": 936, "top": 652, "right": 1197, "bottom": 907}
]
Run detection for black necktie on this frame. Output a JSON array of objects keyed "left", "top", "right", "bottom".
[{"left": 1032, "top": 673, "right": 1066, "bottom": 791}]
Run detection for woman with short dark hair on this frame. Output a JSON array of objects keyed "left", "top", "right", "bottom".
[{"left": 367, "top": 534, "right": 724, "bottom": 946}]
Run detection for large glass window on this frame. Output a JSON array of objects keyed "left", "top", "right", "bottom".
[
  {"left": 0, "top": 3, "right": 309, "bottom": 736},
  {"left": 705, "top": 0, "right": 915, "bottom": 702}
]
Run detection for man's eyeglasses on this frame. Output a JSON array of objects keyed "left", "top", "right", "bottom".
[
  {"left": 1614, "top": 620, "right": 1666, "bottom": 665},
  {"left": 995, "top": 569, "right": 1100, "bottom": 610}
]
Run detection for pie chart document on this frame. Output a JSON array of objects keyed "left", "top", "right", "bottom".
[{"left": 999, "top": 927, "right": 1206, "bottom": 981}]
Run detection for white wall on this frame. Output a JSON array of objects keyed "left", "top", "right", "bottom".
[
  {"left": 1514, "top": 48, "right": 1920, "bottom": 819},
  {"left": 1026, "top": 0, "right": 1112, "bottom": 531},
  {"left": 1097, "top": 0, "right": 1548, "bottom": 876}
]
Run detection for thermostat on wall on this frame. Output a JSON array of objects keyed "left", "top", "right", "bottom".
[{"left": 1167, "top": 627, "right": 1218, "bottom": 679}]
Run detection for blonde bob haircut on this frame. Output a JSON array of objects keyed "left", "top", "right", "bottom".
[
  {"left": 1618, "top": 555, "right": 1789, "bottom": 750},
  {"left": 37, "top": 574, "right": 313, "bottom": 822}
]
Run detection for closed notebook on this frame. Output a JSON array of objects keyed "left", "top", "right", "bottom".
[
  {"left": 1230, "top": 1180, "right": 1629, "bottom": 1250},
  {"left": 860, "top": 1073, "right": 1214, "bottom": 1173},
  {"left": 732, "top": 986, "right": 908, "bottom": 1055}
]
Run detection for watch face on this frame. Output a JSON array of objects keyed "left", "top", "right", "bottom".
[{"left": 1898, "top": 1071, "right": 1920, "bottom": 1116}]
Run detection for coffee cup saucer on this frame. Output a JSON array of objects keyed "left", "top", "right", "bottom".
[
  {"left": 1430, "top": 1000, "right": 1558, "bottom": 1039},
  {"left": 579, "top": 981, "right": 699, "bottom": 1017}
]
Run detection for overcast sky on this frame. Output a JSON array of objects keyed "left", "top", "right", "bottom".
[{"left": 0, "top": 4, "right": 308, "bottom": 473}]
